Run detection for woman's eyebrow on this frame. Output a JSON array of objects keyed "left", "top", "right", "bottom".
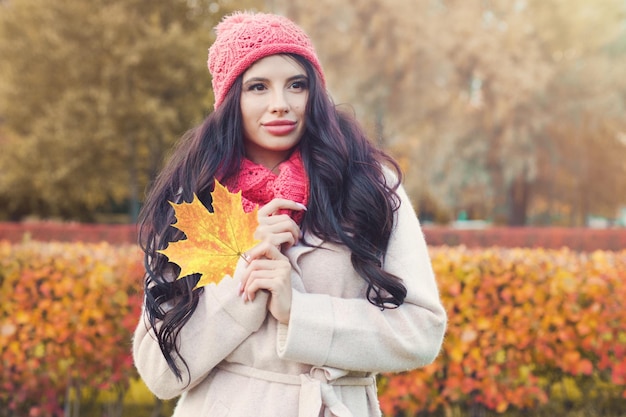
[
  {"left": 243, "top": 76, "right": 268, "bottom": 84},
  {"left": 287, "top": 74, "right": 308, "bottom": 82},
  {"left": 243, "top": 74, "right": 308, "bottom": 84}
]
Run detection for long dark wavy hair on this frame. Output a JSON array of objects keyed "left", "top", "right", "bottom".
[{"left": 138, "top": 54, "right": 407, "bottom": 381}]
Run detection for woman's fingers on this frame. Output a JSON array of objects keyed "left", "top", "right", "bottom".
[
  {"left": 243, "top": 265, "right": 292, "bottom": 324},
  {"left": 254, "top": 214, "right": 301, "bottom": 247},
  {"left": 238, "top": 242, "right": 292, "bottom": 324},
  {"left": 256, "top": 198, "right": 306, "bottom": 248},
  {"left": 245, "top": 275, "right": 292, "bottom": 324},
  {"left": 257, "top": 198, "right": 307, "bottom": 217},
  {"left": 238, "top": 242, "right": 283, "bottom": 292},
  {"left": 243, "top": 263, "right": 290, "bottom": 300},
  {"left": 246, "top": 239, "right": 285, "bottom": 261},
  {"left": 236, "top": 198, "right": 305, "bottom": 322}
]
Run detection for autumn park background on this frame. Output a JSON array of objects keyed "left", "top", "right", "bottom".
[{"left": 1, "top": 0, "right": 625, "bottom": 416}]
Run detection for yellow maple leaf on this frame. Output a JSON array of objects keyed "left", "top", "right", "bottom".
[{"left": 158, "top": 180, "right": 259, "bottom": 289}]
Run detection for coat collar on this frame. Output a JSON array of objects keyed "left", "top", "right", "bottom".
[{"left": 285, "top": 233, "right": 324, "bottom": 292}]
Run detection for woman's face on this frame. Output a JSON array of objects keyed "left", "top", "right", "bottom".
[{"left": 240, "top": 54, "right": 308, "bottom": 172}]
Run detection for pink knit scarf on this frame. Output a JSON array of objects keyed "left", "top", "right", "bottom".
[{"left": 224, "top": 151, "right": 309, "bottom": 224}]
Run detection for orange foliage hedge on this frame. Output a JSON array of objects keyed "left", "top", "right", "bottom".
[
  {"left": 0, "top": 241, "right": 144, "bottom": 416},
  {"left": 0, "top": 222, "right": 137, "bottom": 245},
  {"left": 2, "top": 241, "right": 626, "bottom": 416},
  {"left": 423, "top": 226, "right": 626, "bottom": 252},
  {"left": 3, "top": 222, "right": 626, "bottom": 251},
  {"left": 378, "top": 247, "right": 626, "bottom": 415}
]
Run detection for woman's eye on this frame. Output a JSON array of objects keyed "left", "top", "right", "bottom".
[
  {"left": 247, "top": 83, "right": 266, "bottom": 92},
  {"left": 290, "top": 80, "right": 308, "bottom": 90}
]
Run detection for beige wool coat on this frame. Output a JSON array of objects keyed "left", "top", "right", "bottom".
[{"left": 133, "top": 183, "right": 447, "bottom": 417}]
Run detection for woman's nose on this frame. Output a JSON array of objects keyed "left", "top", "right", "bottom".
[{"left": 269, "top": 90, "right": 289, "bottom": 114}]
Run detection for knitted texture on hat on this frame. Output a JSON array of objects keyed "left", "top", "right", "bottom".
[
  {"left": 223, "top": 150, "right": 309, "bottom": 225},
  {"left": 208, "top": 11, "right": 325, "bottom": 109}
]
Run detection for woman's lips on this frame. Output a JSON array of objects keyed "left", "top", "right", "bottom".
[{"left": 263, "top": 120, "right": 297, "bottom": 136}]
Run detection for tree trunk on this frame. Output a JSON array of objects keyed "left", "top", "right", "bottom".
[{"left": 507, "top": 172, "right": 530, "bottom": 226}]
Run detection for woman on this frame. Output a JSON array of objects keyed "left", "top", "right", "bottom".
[{"left": 133, "top": 11, "right": 447, "bottom": 417}]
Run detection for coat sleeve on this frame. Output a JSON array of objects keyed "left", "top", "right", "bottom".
[
  {"left": 132, "top": 258, "right": 269, "bottom": 399},
  {"left": 276, "top": 184, "right": 447, "bottom": 373}
]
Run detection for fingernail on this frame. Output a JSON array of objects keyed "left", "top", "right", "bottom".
[
  {"left": 237, "top": 282, "right": 242, "bottom": 293},
  {"left": 242, "top": 292, "right": 248, "bottom": 302},
  {"left": 295, "top": 202, "right": 307, "bottom": 211}
]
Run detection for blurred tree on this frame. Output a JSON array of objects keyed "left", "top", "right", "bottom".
[
  {"left": 1, "top": 0, "right": 624, "bottom": 226},
  {"left": 530, "top": 1, "right": 626, "bottom": 226},
  {"left": 277, "top": 0, "right": 626, "bottom": 226},
  {"left": 0, "top": 0, "right": 260, "bottom": 221}
]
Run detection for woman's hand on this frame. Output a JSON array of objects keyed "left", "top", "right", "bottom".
[
  {"left": 254, "top": 198, "right": 306, "bottom": 251},
  {"left": 239, "top": 242, "right": 292, "bottom": 324},
  {"left": 238, "top": 198, "right": 306, "bottom": 324}
]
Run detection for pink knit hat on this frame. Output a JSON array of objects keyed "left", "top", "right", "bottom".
[{"left": 207, "top": 11, "right": 326, "bottom": 109}]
